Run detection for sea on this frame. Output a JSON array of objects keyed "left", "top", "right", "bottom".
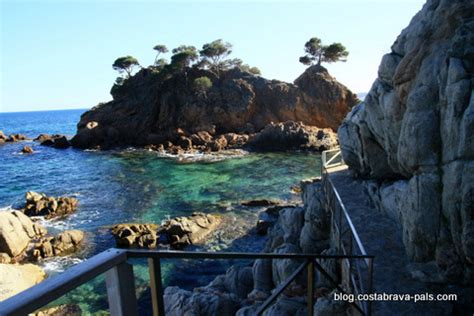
[{"left": 0, "top": 109, "right": 322, "bottom": 314}]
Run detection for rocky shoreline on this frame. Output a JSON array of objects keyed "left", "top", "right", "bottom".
[{"left": 0, "top": 192, "right": 84, "bottom": 301}]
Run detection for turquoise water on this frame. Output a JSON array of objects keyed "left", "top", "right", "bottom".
[{"left": 0, "top": 109, "right": 321, "bottom": 314}]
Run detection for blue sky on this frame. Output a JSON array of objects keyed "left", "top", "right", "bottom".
[{"left": 1, "top": 0, "right": 425, "bottom": 112}]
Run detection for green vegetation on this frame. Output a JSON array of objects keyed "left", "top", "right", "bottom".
[
  {"left": 153, "top": 44, "right": 168, "bottom": 66},
  {"left": 111, "top": 39, "right": 262, "bottom": 86},
  {"left": 299, "top": 37, "right": 348, "bottom": 66},
  {"left": 112, "top": 56, "right": 140, "bottom": 78},
  {"left": 239, "top": 64, "right": 261, "bottom": 75},
  {"left": 199, "top": 39, "right": 239, "bottom": 76},
  {"left": 170, "top": 45, "right": 199, "bottom": 71},
  {"left": 193, "top": 76, "right": 213, "bottom": 96}
]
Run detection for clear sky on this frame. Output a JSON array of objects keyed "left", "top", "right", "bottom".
[{"left": 1, "top": 0, "right": 425, "bottom": 113}]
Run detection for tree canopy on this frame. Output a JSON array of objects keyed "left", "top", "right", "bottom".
[
  {"left": 153, "top": 44, "right": 168, "bottom": 65},
  {"left": 299, "top": 37, "right": 348, "bottom": 66},
  {"left": 170, "top": 45, "right": 198, "bottom": 71},
  {"left": 112, "top": 56, "right": 140, "bottom": 78},
  {"left": 199, "top": 39, "right": 235, "bottom": 76}
]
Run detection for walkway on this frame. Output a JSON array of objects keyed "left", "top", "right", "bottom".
[{"left": 327, "top": 167, "right": 458, "bottom": 315}]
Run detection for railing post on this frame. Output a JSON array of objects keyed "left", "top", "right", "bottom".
[
  {"left": 307, "top": 259, "right": 314, "bottom": 316},
  {"left": 149, "top": 258, "right": 166, "bottom": 316},
  {"left": 105, "top": 261, "right": 138, "bottom": 316}
]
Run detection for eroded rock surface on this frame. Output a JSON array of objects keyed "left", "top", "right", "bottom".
[
  {"left": 31, "top": 230, "right": 84, "bottom": 260},
  {"left": 0, "top": 211, "right": 47, "bottom": 258},
  {"left": 338, "top": 0, "right": 474, "bottom": 283},
  {"left": 111, "top": 213, "right": 220, "bottom": 250},
  {"left": 23, "top": 191, "right": 78, "bottom": 219},
  {"left": 247, "top": 121, "right": 338, "bottom": 151}
]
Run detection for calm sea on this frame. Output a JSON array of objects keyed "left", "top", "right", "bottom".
[{"left": 0, "top": 109, "right": 321, "bottom": 313}]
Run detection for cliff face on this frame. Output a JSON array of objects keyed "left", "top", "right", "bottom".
[
  {"left": 71, "top": 65, "right": 357, "bottom": 149},
  {"left": 338, "top": 0, "right": 474, "bottom": 283}
]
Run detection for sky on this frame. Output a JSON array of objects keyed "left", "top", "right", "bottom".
[{"left": 1, "top": 0, "right": 425, "bottom": 113}]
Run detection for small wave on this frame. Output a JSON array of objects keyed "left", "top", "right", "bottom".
[
  {"left": 0, "top": 205, "right": 16, "bottom": 212},
  {"left": 40, "top": 256, "right": 84, "bottom": 274},
  {"left": 34, "top": 215, "right": 76, "bottom": 230},
  {"left": 156, "top": 149, "right": 249, "bottom": 162}
]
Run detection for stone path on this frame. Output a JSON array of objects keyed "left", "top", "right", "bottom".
[{"left": 327, "top": 167, "right": 461, "bottom": 316}]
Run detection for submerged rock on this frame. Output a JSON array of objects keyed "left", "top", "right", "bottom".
[
  {"left": 32, "top": 304, "right": 82, "bottom": 316},
  {"left": 0, "top": 263, "right": 46, "bottom": 301},
  {"left": 338, "top": 0, "right": 474, "bottom": 283},
  {"left": 0, "top": 211, "right": 47, "bottom": 258},
  {"left": 23, "top": 191, "right": 78, "bottom": 219}
]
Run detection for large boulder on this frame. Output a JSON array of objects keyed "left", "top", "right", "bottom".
[
  {"left": 71, "top": 65, "right": 357, "bottom": 149},
  {"left": 23, "top": 191, "right": 78, "bottom": 219},
  {"left": 0, "top": 263, "right": 46, "bottom": 301},
  {"left": 338, "top": 0, "right": 474, "bottom": 283},
  {"left": 163, "top": 286, "right": 240, "bottom": 316},
  {"left": 0, "top": 211, "right": 47, "bottom": 258},
  {"left": 159, "top": 212, "right": 221, "bottom": 249},
  {"left": 111, "top": 213, "right": 221, "bottom": 250},
  {"left": 111, "top": 223, "right": 158, "bottom": 248},
  {"left": 247, "top": 121, "right": 338, "bottom": 151}
]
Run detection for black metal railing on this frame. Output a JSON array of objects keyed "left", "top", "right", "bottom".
[{"left": 0, "top": 249, "right": 373, "bottom": 316}]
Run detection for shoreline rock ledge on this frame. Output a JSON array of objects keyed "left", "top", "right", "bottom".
[
  {"left": 338, "top": 0, "right": 474, "bottom": 284},
  {"left": 71, "top": 65, "right": 357, "bottom": 150}
]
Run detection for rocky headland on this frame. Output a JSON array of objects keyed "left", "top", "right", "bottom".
[
  {"left": 70, "top": 65, "right": 357, "bottom": 152},
  {"left": 338, "top": 0, "right": 474, "bottom": 284}
]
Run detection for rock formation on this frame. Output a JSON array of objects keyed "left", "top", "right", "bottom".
[
  {"left": 111, "top": 213, "right": 221, "bottom": 250},
  {"left": 0, "top": 131, "right": 6, "bottom": 144},
  {"left": 246, "top": 121, "right": 338, "bottom": 151},
  {"left": 21, "top": 146, "right": 34, "bottom": 154},
  {"left": 23, "top": 191, "right": 78, "bottom": 219},
  {"left": 0, "top": 211, "right": 47, "bottom": 259},
  {"left": 0, "top": 263, "right": 46, "bottom": 301},
  {"left": 31, "top": 230, "right": 85, "bottom": 260},
  {"left": 338, "top": 0, "right": 474, "bottom": 283},
  {"left": 35, "top": 134, "right": 71, "bottom": 149},
  {"left": 5, "top": 133, "right": 29, "bottom": 143},
  {"left": 111, "top": 223, "right": 158, "bottom": 249},
  {"left": 71, "top": 65, "right": 357, "bottom": 150}
]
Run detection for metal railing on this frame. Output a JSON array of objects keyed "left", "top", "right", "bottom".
[
  {"left": 321, "top": 147, "right": 345, "bottom": 169},
  {"left": 0, "top": 249, "right": 373, "bottom": 316},
  {"left": 320, "top": 147, "right": 374, "bottom": 315}
]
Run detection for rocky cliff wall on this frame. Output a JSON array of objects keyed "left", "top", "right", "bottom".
[
  {"left": 338, "top": 0, "right": 474, "bottom": 283},
  {"left": 71, "top": 65, "right": 358, "bottom": 149}
]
